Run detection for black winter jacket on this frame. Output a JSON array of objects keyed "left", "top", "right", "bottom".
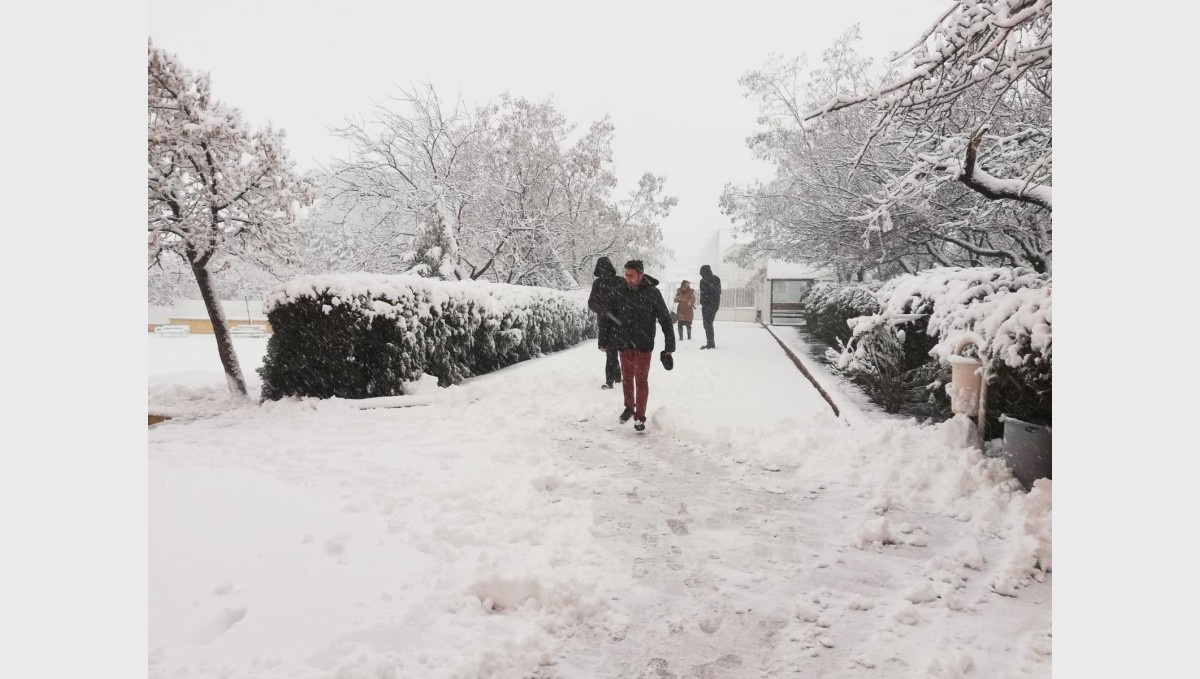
[
  {"left": 598, "top": 274, "right": 676, "bottom": 353},
  {"left": 699, "top": 265, "right": 722, "bottom": 310},
  {"left": 588, "top": 257, "right": 622, "bottom": 315}
]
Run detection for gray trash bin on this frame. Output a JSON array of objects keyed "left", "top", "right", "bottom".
[{"left": 1002, "top": 415, "right": 1052, "bottom": 490}]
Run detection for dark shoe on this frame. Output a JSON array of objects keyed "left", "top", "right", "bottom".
[
  {"left": 619, "top": 407, "right": 634, "bottom": 423},
  {"left": 700, "top": 345, "right": 710, "bottom": 350},
  {"left": 634, "top": 418, "right": 646, "bottom": 432},
  {"left": 614, "top": 378, "right": 622, "bottom": 383},
  {"left": 601, "top": 383, "right": 613, "bottom": 390}
]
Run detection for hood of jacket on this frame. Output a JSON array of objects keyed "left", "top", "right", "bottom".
[
  {"left": 700, "top": 265, "right": 714, "bottom": 279},
  {"left": 594, "top": 256, "right": 617, "bottom": 277}
]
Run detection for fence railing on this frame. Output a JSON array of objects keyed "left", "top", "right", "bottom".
[{"left": 722, "top": 286, "right": 757, "bottom": 308}]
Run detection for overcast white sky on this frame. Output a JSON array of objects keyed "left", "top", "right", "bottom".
[{"left": 148, "top": 0, "right": 947, "bottom": 272}]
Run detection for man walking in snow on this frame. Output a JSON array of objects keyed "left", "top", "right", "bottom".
[
  {"left": 699, "top": 264, "right": 722, "bottom": 349},
  {"left": 598, "top": 260, "right": 675, "bottom": 432},
  {"left": 588, "top": 256, "right": 624, "bottom": 389}
]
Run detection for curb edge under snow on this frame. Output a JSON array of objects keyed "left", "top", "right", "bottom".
[{"left": 762, "top": 324, "right": 864, "bottom": 428}]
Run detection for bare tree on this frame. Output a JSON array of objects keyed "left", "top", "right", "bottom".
[
  {"left": 317, "top": 89, "right": 674, "bottom": 288},
  {"left": 326, "top": 85, "right": 486, "bottom": 280}
]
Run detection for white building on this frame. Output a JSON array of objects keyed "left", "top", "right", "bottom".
[{"left": 757, "top": 260, "right": 837, "bottom": 326}]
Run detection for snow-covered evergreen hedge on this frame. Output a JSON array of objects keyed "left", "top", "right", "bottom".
[
  {"left": 836, "top": 267, "right": 1051, "bottom": 432},
  {"left": 803, "top": 282, "right": 882, "bottom": 347},
  {"left": 258, "top": 274, "right": 596, "bottom": 400},
  {"left": 873, "top": 267, "right": 1050, "bottom": 367}
]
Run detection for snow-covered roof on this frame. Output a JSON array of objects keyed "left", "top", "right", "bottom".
[
  {"left": 166, "top": 299, "right": 270, "bottom": 321},
  {"left": 766, "top": 260, "right": 834, "bottom": 280},
  {"left": 149, "top": 305, "right": 174, "bottom": 324}
]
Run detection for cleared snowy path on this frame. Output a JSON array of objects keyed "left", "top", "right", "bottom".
[{"left": 149, "top": 322, "right": 1051, "bottom": 679}]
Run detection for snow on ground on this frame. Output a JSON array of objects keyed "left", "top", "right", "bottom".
[
  {"left": 148, "top": 323, "right": 1050, "bottom": 678},
  {"left": 149, "top": 334, "right": 270, "bottom": 417},
  {"left": 765, "top": 324, "right": 908, "bottom": 428}
]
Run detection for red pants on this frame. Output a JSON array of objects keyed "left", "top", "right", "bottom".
[{"left": 619, "top": 349, "right": 652, "bottom": 420}]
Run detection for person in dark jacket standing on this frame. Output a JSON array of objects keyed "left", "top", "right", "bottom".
[
  {"left": 699, "top": 264, "right": 722, "bottom": 349},
  {"left": 588, "top": 256, "right": 623, "bottom": 389},
  {"left": 598, "top": 260, "right": 675, "bottom": 432}
]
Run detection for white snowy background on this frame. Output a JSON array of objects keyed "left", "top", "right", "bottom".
[{"left": 11, "top": 1, "right": 1198, "bottom": 677}]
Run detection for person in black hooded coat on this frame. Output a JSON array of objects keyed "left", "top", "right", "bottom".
[
  {"left": 699, "top": 264, "right": 722, "bottom": 348},
  {"left": 588, "top": 256, "right": 623, "bottom": 388}
]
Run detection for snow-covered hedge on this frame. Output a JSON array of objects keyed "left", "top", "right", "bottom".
[
  {"left": 836, "top": 267, "right": 1051, "bottom": 432},
  {"left": 258, "top": 274, "right": 596, "bottom": 400},
  {"left": 873, "top": 267, "right": 1050, "bottom": 366},
  {"left": 803, "top": 282, "right": 881, "bottom": 347}
]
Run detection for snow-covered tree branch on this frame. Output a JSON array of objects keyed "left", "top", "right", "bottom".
[
  {"left": 724, "top": 14, "right": 1052, "bottom": 279},
  {"left": 807, "top": 0, "right": 1052, "bottom": 212}
]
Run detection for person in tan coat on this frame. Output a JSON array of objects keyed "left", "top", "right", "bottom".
[{"left": 674, "top": 280, "right": 696, "bottom": 341}]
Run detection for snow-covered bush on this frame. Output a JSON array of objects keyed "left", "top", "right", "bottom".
[
  {"left": 929, "top": 283, "right": 1052, "bottom": 434},
  {"left": 258, "top": 274, "right": 596, "bottom": 400},
  {"left": 837, "top": 315, "right": 907, "bottom": 412},
  {"left": 875, "top": 268, "right": 1048, "bottom": 343},
  {"left": 803, "top": 282, "right": 881, "bottom": 347},
  {"left": 838, "top": 267, "right": 1051, "bottom": 431}
]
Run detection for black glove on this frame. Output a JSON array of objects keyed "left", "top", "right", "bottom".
[{"left": 660, "top": 351, "right": 674, "bottom": 371}]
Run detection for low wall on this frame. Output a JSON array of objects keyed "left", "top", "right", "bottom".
[
  {"left": 153, "top": 319, "right": 273, "bottom": 333},
  {"left": 714, "top": 307, "right": 757, "bottom": 322}
]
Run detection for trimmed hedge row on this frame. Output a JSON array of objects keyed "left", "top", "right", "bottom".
[{"left": 258, "top": 274, "right": 596, "bottom": 400}]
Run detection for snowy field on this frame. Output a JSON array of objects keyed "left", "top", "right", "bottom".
[{"left": 148, "top": 322, "right": 1051, "bottom": 678}]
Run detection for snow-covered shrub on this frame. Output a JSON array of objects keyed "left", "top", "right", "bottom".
[
  {"left": 258, "top": 274, "right": 596, "bottom": 400},
  {"left": 930, "top": 284, "right": 1052, "bottom": 434},
  {"left": 839, "top": 267, "right": 1051, "bottom": 431},
  {"left": 875, "top": 267, "right": 1048, "bottom": 347},
  {"left": 837, "top": 315, "right": 907, "bottom": 412},
  {"left": 804, "top": 283, "right": 881, "bottom": 347}
]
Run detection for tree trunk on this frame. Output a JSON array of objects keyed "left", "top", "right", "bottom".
[{"left": 191, "top": 260, "right": 248, "bottom": 397}]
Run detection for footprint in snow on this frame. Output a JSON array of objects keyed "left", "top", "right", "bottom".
[
  {"left": 640, "top": 657, "right": 677, "bottom": 679},
  {"left": 188, "top": 607, "right": 247, "bottom": 645},
  {"left": 691, "top": 654, "right": 742, "bottom": 678},
  {"left": 632, "top": 558, "right": 648, "bottom": 579}
]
